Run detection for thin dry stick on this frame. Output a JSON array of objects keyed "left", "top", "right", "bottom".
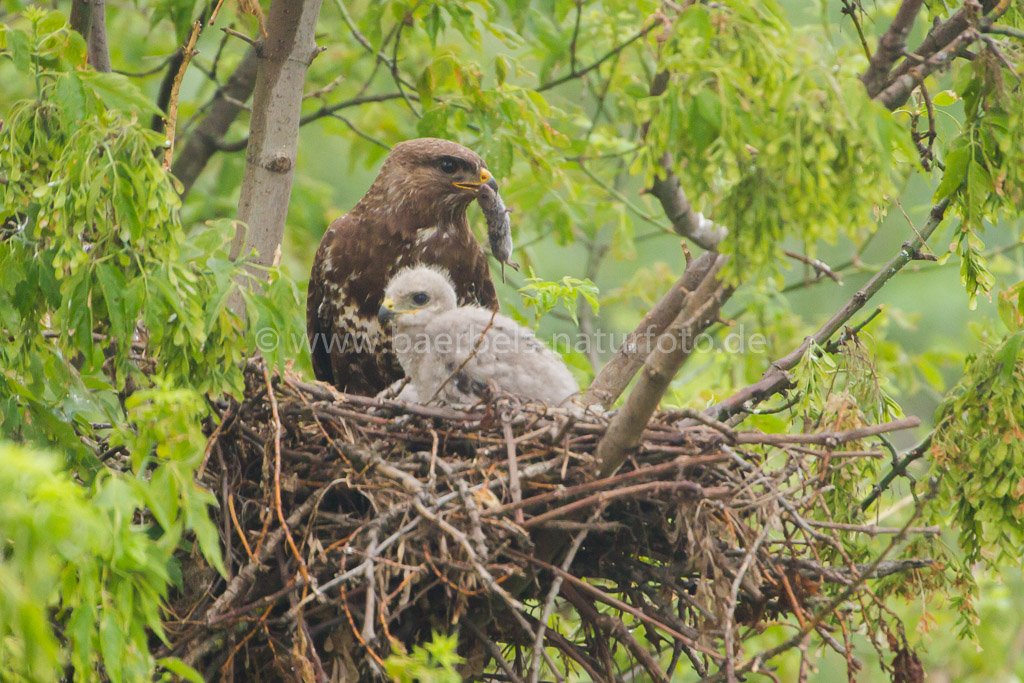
[
  {"left": 263, "top": 364, "right": 311, "bottom": 585},
  {"left": 427, "top": 308, "right": 498, "bottom": 403},
  {"left": 162, "top": 20, "right": 202, "bottom": 171},
  {"left": 227, "top": 493, "right": 256, "bottom": 562},
  {"left": 507, "top": 549, "right": 724, "bottom": 661},
  {"left": 528, "top": 506, "right": 603, "bottom": 683},
  {"left": 503, "top": 414, "right": 525, "bottom": 526},
  {"left": 723, "top": 524, "right": 771, "bottom": 682}
]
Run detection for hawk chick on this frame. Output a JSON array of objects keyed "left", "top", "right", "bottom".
[
  {"left": 306, "top": 138, "right": 503, "bottom": 395},
  {"left": 378, "top": 266, "right": 579, "bottom": 408}
]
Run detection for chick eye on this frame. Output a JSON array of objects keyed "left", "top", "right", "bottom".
[
  {"left": 411, "top": 292, "right": 429, "bottom": 306},
  {"left": 438, "top": 157, "right": 458, "bottom": 174}
]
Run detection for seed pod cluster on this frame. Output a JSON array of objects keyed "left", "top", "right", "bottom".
[{"left": 477, "top": 183, "right": 519, "bottom": 282}]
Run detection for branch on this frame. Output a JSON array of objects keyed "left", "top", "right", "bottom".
[
  {"left": 597, "top": 256, "right": 733, "bottom": 476},
  {"left": 699, "top": 199, "right": 949, "bottom": 424},
  {"left": 784, "top": 557, "right": 936, "bottom": 585},
  {"left": 875, "top": 0, "right": 1012, "bottom": 110},
  {"left": 733, "top": 417, "right": 920, "bottom": 446},
  {"left": 584, "top": 252, "right": 718, "bottom": 407},
  {"left": 151, "top": 49, "right": 185, "bottom": 134},
  {"left": 537, "top": 23, "right": 656, "bottom": 92},
  {"left": 860, "top": 434, "right": 932, "bottom": 510},
  {"left": 70, "top": 0, "right": 112, "bottom": 72},
  {"left": 213, "top": 92, "right": 403, "bottom": 153},
  {"left": 171, "top": 46, "right": 260, "bottom": 196},
  {"left": 884, "top": 6, "right": 972, "bottom": 90},
  {"left": 649, "top": 153, "right": 727, "bottom": 249},
  {"left": 860, "top": 0, "right": 925, "bottom": 98},
  {"left": 162, "top": 21, "right": 203, "bottom": 172},
  {"left": 874, "top": 26, "right": 981, "bottom": 110}
]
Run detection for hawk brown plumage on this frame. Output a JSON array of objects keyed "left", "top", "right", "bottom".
[{"left": 306, "top": 138, "right": 501, "bottom": 395}]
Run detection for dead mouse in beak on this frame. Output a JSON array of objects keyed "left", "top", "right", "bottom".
[{"left": 476, "top": 183, "right": 519, "bottom": 282}]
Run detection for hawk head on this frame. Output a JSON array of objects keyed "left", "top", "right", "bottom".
[{"left": 365, "top": 138, "right": 499, "bottom": 226}]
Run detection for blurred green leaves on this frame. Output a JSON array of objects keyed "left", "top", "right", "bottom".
[{"left": 0, "top": 437, "right": 205, "bottom": 683}]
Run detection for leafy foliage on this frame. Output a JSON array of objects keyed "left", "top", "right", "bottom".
[
  {"left": 384, "top": 631, "right": 463, "bottom": 683},
  {"left": 2, "top": 0, "right": 1024, "bottom": 679},
  {"left": 933, "top": 8, "right": 1024, "bottom": 307},
  {"left": 517, "top": 272, "right": 599, "bottom": 326},
  {"left": 0, "top": 434, "right": 207, "bottom": 683},
  {"left": 639, "top": 1, "right": 911, "bottom": 276},
  {"left": 0, "top": 10, "right": 299, "bottom": 681},
  {"left": 929, "top": 331, "right": 1024, "bottom": 568}
]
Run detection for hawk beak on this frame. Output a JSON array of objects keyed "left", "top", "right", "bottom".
[
  {"left": 453, "top": 168, "right": 499, "bottom": 192},
  {"left": 483, "top": 169, "right": 499, "bottom": 192},
  {"left": 378, "top": 299, "right": 396, "bottom": 325}
]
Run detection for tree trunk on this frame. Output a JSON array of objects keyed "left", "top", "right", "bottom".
[
  {"left": 69, "top": 0, "right": 111, "bottom": 73},
  {"left": 231, "top": 0, "right": 324, "bottom": 310}
]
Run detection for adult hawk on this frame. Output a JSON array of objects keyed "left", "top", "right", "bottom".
[{"left": 306, "top": 138, "right": 501, "bottom": 395}]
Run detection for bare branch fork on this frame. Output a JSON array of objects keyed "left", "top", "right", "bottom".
[
  {"left": 596, "top": 255, "right": 734, "bottom": 477},
  {"left": 696, "top": 198, "right": 950, "bottom": 425},
  {"left": 873, "top": 0, "right": 1013, "bottom": 110},
  {"left": 860, "top": 0, "right": 925, "bottom": 98},
  {"left": 584, "top": 251, "right": 718, "bottom": 408}
]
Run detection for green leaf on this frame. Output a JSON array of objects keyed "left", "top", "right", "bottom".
[
  {"left": 997, "top": 332, "right": 1024, "bottom": 380},
  {"left": 54, "top": 72, "right": 86, "bottom": 122},
  {"left": 935, "top": 145, "right": 971, "bottom": 201},
  {"left": 158, "top": 657, "right": 205, "bottom": 683},
  {"left": 79, "top": 71, "right": 161, "bottom": 116},
  {"left": 933, "top": 89, "right": 959, "bottom": 106},
  {"left": 6, "top": 28, "right": 31, "bottom": 73}
]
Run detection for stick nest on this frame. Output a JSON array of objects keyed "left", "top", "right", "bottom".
[{"left": 165, "top": 361, "right": 935, "bottom": 682}]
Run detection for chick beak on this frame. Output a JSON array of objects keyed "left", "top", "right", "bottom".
[{"left": 378, "top": 299, "right": 396, "bottom": 325}]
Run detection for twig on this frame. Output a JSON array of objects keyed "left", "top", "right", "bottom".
[
  {"left": 503, "top": 414, "right": 525, "bottom": 526},
  {"left": 538, "top": 22, "right": 657, "bottom": 91},
  {"left": 263, "top": 365, "right": 311, "bottom": 585},
  {"left": 784, "top": 250, "right": 843, "bottom": 285},
  {"left": 221, "top": 26, "right": 258, "bottom": 47},
  {"left": 734, "top": 417, "right": 920, "bottom": 447},
  {"left": 860, "top": 434, "right": 932, "bottom": 510},
  {"left": 527, "top": 507, "right": 601, "bottom": 683},
  {"left": 840, "top": 0, "right": 872, "bottom": 61},
  {"left": 860, "top": 0, "right": 925, "bottom": 98},
  {"left": 162, "top": 21, "right": 203, "bottom": 171},
  {"left": 523, "top": 480, "right": 727, "bottom": 529},
  {"left": 803, "top": 520, "right": 939, "bottom": 535},
  {"left": 700, "top": 199, "right": 950, "bottom": 424},
  {"left": 723, "top": 525, "right": 771, "bottom": 681}
]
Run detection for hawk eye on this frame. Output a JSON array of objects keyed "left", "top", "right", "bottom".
[
  {"left": 411, "top": 292, "right": 430, "bottom": 306},
  {"left": 438, "top": 157, "right": 458, "bottom": 174}
]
